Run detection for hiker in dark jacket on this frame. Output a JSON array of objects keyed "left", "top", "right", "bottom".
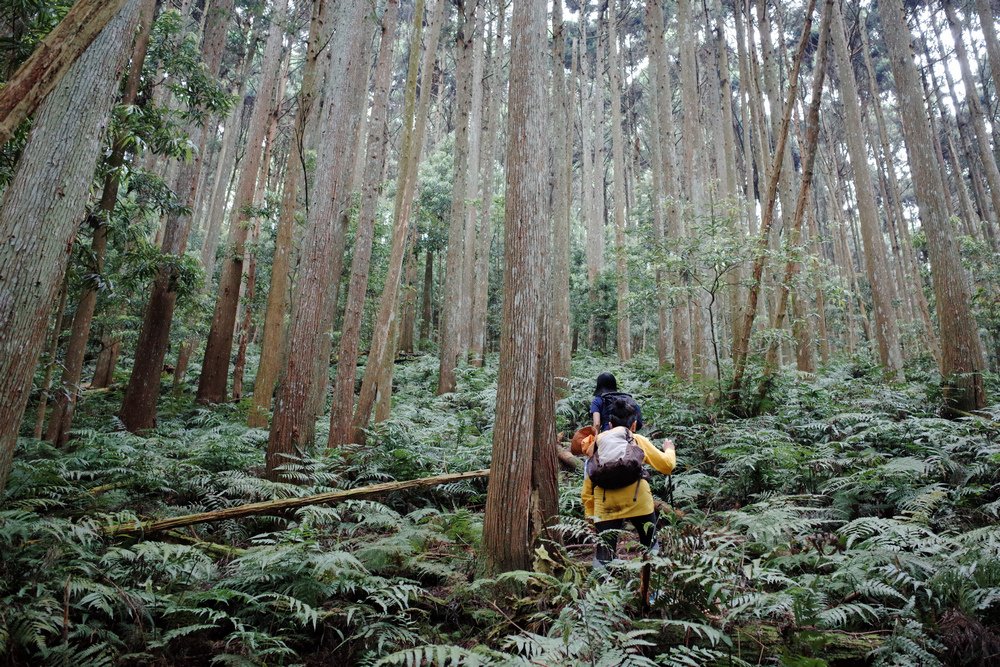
[
  {"left": 590, "top": 372, "right": 644, "bottom": 432},
  {"left": 581, "top": 396, "right": 675, "bottom": 566}
]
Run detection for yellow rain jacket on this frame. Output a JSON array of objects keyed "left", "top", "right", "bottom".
[{"left": 581, "top": 428, "right": 675, "bottom": 521}]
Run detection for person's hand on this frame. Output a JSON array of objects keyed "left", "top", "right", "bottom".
[{"left": 662, "top": 438, "right": 675, "bottom": 452}]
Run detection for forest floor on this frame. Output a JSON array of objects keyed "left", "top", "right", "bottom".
[{"left": 2, "top": 353, "right": 1000, "bottom": 666}]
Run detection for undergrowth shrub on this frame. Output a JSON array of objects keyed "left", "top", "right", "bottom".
[{"left": 3, "top": 353, "right": 999, "bottom": 665}]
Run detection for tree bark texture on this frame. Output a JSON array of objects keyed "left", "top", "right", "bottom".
[
  {"left": 550, "top": 0, "right": 572, "bottom": 389},
  {"left": 830, "top": 0, "right": 904, "bottom": 380},
  {"left": 0, "top": 0, "right": 129, "bottom": 145},
  {"left": 607, "top": 0, "right": 631, "bottom": 362},
  {"left": 879, "top": 0, "right": 987, "bottom": 412},
  {"left": 649, "top": 0, "right": 689, "bottom": 377},
  {"left": 327, "top": 0, "right": 401, "bottom": 446},
  {"left": 45, "top": 0, "right": 157, "bottom": 447},
  {"left": 469, "top": 3, "right": 506, "bottom": 367},
  {"left": 265, "top": 0, "right": 369, "bottom": 475},
  {"left": 198, "top": 0, "right": 288, "bottom": 404},
  {"left": 0, "top": 0, "right": 141, "bottom": 493},
  {"left": 943, "top": 0, "right": 1000, "bottom": 235},
  {"left": 756, "top": 0, "right": 831, "bottom": 401},
  {"left": 728, "top": 0, "right": 817, "bottom": 407},
  {"left": 350, "top": 0, "right": 444, "bottom": 443},
  {"left": 120, "top": 0, "right": 234, "bottom": 432},
  {"left": 304, "top": 24, "right": 375, "bottom": 426},
  {"left": 858, "top": 21, "right": 940, "bottom": 363},
  {"left": 247, "top": 0, "right": 331, "bottom": 429},
  {"left": 33, "top": 276, "right": 70, "bottom": 440},
  {"left": 438, "top": 0, "right": 479, "bottom": 395},
  {"left": 482, "top": 0, "right": 553, "bottom": 575}
]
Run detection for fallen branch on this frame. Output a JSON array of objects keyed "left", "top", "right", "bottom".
[
  {"left": 163, "top": 530, "right": 247, "bottom": 558},
  {"left": 104, "top": 469, "right": 490, "bottom": 537},
  {"left": 557, "top": 446, "right": 581, "bottom": 471}
]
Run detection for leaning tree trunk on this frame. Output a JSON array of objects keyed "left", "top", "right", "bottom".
[
  {"left": 197, "top": 0, "right": 287, "bottom": 404},
  {"left": 858, "top": 22, "right": 940, "bottom": 362},
  {"left": 350, "top": 0, "right": 445, "bottom": 444},
  {"left": 728, "top": 0, "right": 817, "bottom": 408},
  {"left": 755, "top": 0, "right": 831, "bottom": 403},
  {"left": 45, "top": 0, "right": 156, "bottom": 447},
  {"left": 943, "top": 0, "right": 1000, "bottom": 235},
  {"left": 0, "top": 0, "right": 130, "bottom": 144},
  {"left": 0, "top": 0, "right": 141, "bottom": 493},
  {"left": 482, "top": 0, "right": 554, "bottom": 575},
  {"left": 878, "top": 0, "right": 987, "bottom": 412}
]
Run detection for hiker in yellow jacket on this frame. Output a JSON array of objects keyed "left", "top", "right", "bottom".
[{"left": 580, "top": 395, "right": 675, "bottom": 566}]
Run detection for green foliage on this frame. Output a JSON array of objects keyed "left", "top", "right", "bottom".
[{"left": 6, "top": 354, "right": 1000, "bottom": 664}]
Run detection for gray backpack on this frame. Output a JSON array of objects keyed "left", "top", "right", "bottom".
[{"left": 589, "top": 427, "right": 648, "bottom": 495}]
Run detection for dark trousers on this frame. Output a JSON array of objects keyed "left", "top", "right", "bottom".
[{"left": 594, "top": 512, "right": 658, "bottom": 565}]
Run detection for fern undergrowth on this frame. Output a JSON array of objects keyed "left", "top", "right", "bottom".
[{"left": 3, "top": 353, "right": 999, "bottom": 666}]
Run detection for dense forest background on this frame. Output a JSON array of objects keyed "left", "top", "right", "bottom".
[{"left": 1, "top": 0, "right": 999, "bottom": 664}]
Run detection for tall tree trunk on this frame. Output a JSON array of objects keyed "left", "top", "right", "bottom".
[
  {"left": 248, "top": 0, "right": 330, "bottom": 429},
  {"left": 580, "top": 21, "right": 603, "bottom": 349},
  {"left": 201, "top": 49, "right": 255, "bottom": 276},
  {"left": 420, "top": 248, "right": 434, "bottom": 346},
  {"left": 652, "top": 0, "right": 688, "bottom": 377},
  {"left": 708, "top": 0, "right": 743, "bottom": 353},
  {"left": 304, "top": 24, "right": 376, "bottom": 426},
  {"left": 646, "top": 0, "right": 671, "bottom": 369},
  {"left": 231, "top": 215, "right": 261, "bottom": 400},
  {"left": 607, "top": 0, "right": 631, "bottom": 361},
  {"left": 326, "top": 0, "right": 401, "bottom": 446},
  {"left": 350, "top": 0, "right": 445, "bottom": 444},
  {"left": 943, "top": 0, "right": 1000, "bottom": 231},
  {"left": 830, "top": 0, "right": 904, "bottom": 380},
  {"left": 974, "top": 0, "right": 1000, "bottom": 98},
  {"left": 0, "top": 0, "right": 142, "bottom": 493},
  {"left": 859, "top": 20, "right": 941, "bottom": 362},
  {"left": 469, "top": 1, "right": 506, "bottom": 368},
  {"left": 120, "top": 0, "right": 234, "bottom": 432},
  {"left": 438, "top": 0, "right": 479, "bottom": 394},
  {"left": 265, "top": 1, "right": 369, "bottom": 474},
  {"left": 91, "top": 335, "right": 121, "bottom": 389},
  {"left": 879, "top": 0, "right": 987, "bottom": 412},
  {"left": 45, "top": 0, "right": 156, "bottom": 446},
  {"left": 550, "top": 0, "right": 572, "bottom": 389},
  {"left": 198, "top": 0, "right": 288, "bottom": 404},
  {"left": 483, "top": 0, "right": 555, "bottom": 575},
  {"left": 756, "top": 0, "right": 830, "bottom": 402},
  {"left": 456, "top": 2, "right": 486, "bottom": 362}
]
